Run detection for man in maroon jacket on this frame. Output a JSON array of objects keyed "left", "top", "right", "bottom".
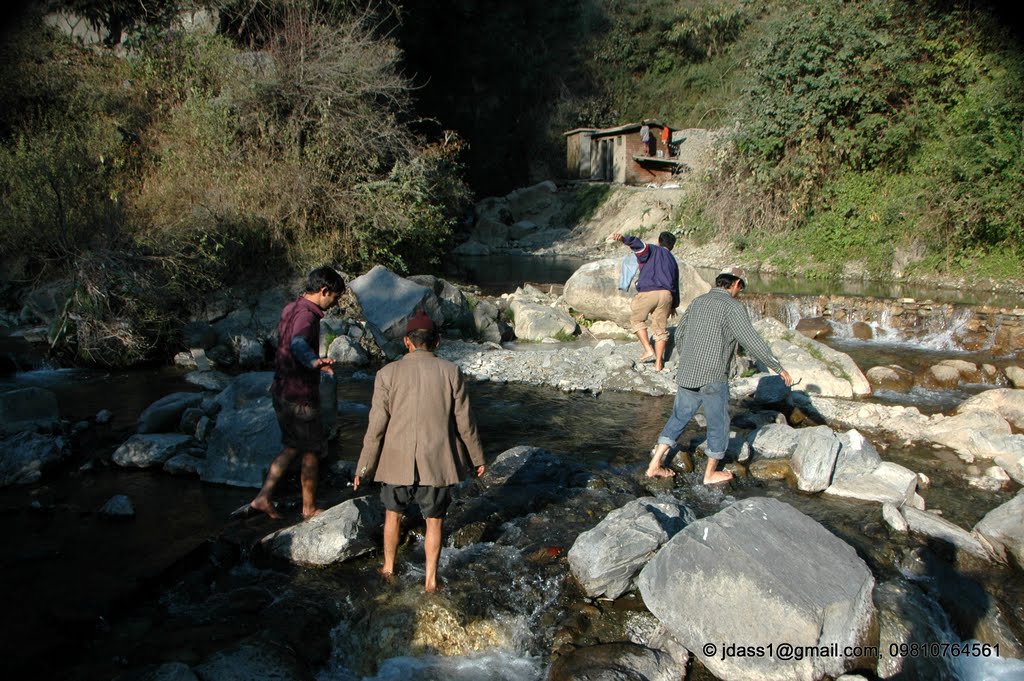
[{"left": 250, "top": 266, "right": 345, "bottom": 519}]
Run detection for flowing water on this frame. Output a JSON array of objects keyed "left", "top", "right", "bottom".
[{"left": 3, "top": 259, "right": 1024, "bottom": 681}]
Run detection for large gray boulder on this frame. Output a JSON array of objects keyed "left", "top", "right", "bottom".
[
  {"left": 756, "top": 318, "right": 872, "bottom": 398},
  {"left": 261, "top": 496, "right": 384, "bottom": 566},
  {"left": 956, "top": 389, "right": 1024, "bottom": 432},
  {"left": 327, "top": 335, "right": 369, "bottom": 366},
  {"left": 193, "top": 640, "right": 306, "bottom": 681},
  {"left": 637, "top": 497, "right": 875, "bottom": 681},
  {"left": 790, "top": 425, "right": 841, "bottom": 492},
  {"left": 348, "top": 265, "right": 433, "bottom": 340},
  {"left": 0, "top": 431, "right": 69, "bottom": 485},
  {"left": 509, "top": 299, "right": 577, "bottom": 341},
  {"left": 0, "top": 386, "right": 60, "bottom": 434},
  {"left": 567, "top": 497, "right": 695, "bottom": 599},
  {"left": 136, "top": 392, "right": 203, "bottom": 434},
  {"left": 832, "top": 429, "right": 883, "bottom": 479},
  {"left": 112, "top": 434, "right": 194, "bottom": 468},
  {"left": 202, "top": 398, "right": 280, "bottom": 488},
  {"left": 562, "top": 258, "right": 709, "bottom": 327},
  {"left": 974, "top": 491, "right": 1024, "bottom": 568},
  {"left": 407, "top": 274, "right": 471, "bottom": 326}
]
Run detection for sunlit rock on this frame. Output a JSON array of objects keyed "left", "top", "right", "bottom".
[
  {"left": 956, "top": 389, "right": 1024, "bottom": 432},
  {"left": 974, "top": 491, "right": 1024, "bottom": 569},
  {"left": 568, "top": 497, "right": 694, "bottom": 599},
  {"left": 260, "top": 496, "right": 383, "bottom": 566},
  {"left": 638, "top": 497, "right": 875, "bottom": 681},
  {"left": 866, "top": 365, "right": 915, "bottom": 393}
]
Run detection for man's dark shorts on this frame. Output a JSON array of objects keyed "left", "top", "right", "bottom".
[
  {"left": 273, "top": 396, "right": 324, "bottom": 454},
  {"left": 380, "top": 484, "right": 452, "bottom": 519}
]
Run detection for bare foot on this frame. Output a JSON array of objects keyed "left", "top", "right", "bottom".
[
  {"left": 377, "top": 567, "right": 396, "bottom": 584},
  {"left": 302, "top": 508, "right": 325, "bottom": 520},
  {"left": 638, "top": 353, "right": 656, "bottom": 364},
  {"left": 654, "top": 361, "right": 664, "bottom": 372},
  {"left": 424, "top": 581, "right": 441, "bottom": 593},
  {"left": 703, "top": 470, "right": 734, "bottom": 485},
  {"left": 250, "top": 498, "right": 282, "bottom": 520},
  {"left": 645, "top": 466, "right": 676, "bottom": 478}
]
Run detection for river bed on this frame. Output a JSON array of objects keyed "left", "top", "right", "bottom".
[{"left": 2, "top": 259, "right": 1023, "bottom": 680}]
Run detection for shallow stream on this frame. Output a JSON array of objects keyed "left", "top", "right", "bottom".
[{"left": 3, "top": 260, "right": 1023, "bottom": 680}]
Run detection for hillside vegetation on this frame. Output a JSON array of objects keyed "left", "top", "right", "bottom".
[
  {"left": 1, "top": 0, "right": 1021, "bottom": 366},
  {"left": 0, "top": 0, "right": 471, "bottom": 365}
]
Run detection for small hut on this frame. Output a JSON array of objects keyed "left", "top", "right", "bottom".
[{"left": 564, "top": 121, "right": 682, "bottom": 184}]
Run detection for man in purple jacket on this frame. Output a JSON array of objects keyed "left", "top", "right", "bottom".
[
  {"left": 612, "top": 231, "right": 680, "bottom": 372},
  {"left": 250, "top": 266, "right": 345, "bottom": 520}
]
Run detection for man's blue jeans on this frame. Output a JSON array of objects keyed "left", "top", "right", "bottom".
[{"left": 657, "top": 382, "right": 730, "bottom": 459}]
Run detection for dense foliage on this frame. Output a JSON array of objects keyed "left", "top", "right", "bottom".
[{"left": 0, "top": 0, "right": 470, "bottom": 365}]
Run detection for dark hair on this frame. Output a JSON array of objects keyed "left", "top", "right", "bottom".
[
  {"left": 715, "top": 273, "right": 744, "bottom": 290},
  {"left": 407, "top": 327, "right": 439, "bottom": 349},
  {"left": 305, "top": 266, "right": 345, "bottom": 294},
  {"left": 658, "top": 231, "right": 677, "bottom": 250}
]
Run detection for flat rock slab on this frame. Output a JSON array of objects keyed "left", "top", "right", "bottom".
[
  {"left": 825, "top": 462, "right": 918, "bottom": 506},
  {"left": 638, "top": 497, "right": 875, "bottom": 681},
  {"left": 901, "top": 507, "right": 990, "bottom": 561}
]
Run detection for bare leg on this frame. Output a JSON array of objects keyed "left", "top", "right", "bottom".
[
  {"left": 703, "top": 456, "right": 734, "bottom": 485},
  {"left": 382, "top": 510, "right": 402, "bottom": 576},
  {"left": 636, "top": 327, "right": 655, "bottom": 361},
  {"left": 300, "top": 452, "right": 323, "bottom": 518},
  {"left": 653, "top": 339, "right": 667, "bottom": 372},
  {"left": 424, "top": 517, "right": 444, "bottom": 593},
  {"left": 645, "top": 443, "right": 676, "bottom": 478},
  {"left": 250, "top": 447, "right": 299, "bottom": 518}
]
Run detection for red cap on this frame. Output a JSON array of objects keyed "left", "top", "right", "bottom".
[{"left": 406, "top": 310, "right": 435, "bottom": 333}]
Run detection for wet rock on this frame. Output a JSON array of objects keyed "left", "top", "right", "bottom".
[
  {"left": 193, "top": 639, "right": 307, "bottom": 681},
  {"left": 850, "top": 321, "right": 873, "bottom": 339},
  {"left": 98, "top": 494, "right": 135, "bottom": 519},
  {"left": 1006, "top": 365, "right": 1024, "bottom": 388},
  {"left": 937, "top": 358, "right": 981, "bottom": 383},
  {"left": 900, "top": 507, "right": 990, "bottom": 561},
  {"left": 0, "top": 431, "right": 70, "bottom": 486},
  {"left": 547, "top": 642, "right": 683, "bottom": 681},
  {"left": 112, "top": 662, "right": 198, "bottom": 681},
  {"left": 568, "top": 497, "right": 695, "bottom": 599},
  {"left": 796, "top": 316, "right": 833, "bottom": 339},
  {"left": 748, "top": 458, "right": 792, "bottom": 481},
  {"left": 638, "top": 497, "right": 875, "bottom": 681},
  {"left": 113, "top": 434, "right": 194, "bottom": 469},
  {"left": 137, "top": 392, "right": 203, "bottom": 434},
  {"left": 956, "top": 389, "right": 1024, "bottom": 432},
  {"left": 261, "top": 496, "right": 384, "bottom": 566},
  {"left": 918, "top": 363, "right": 961, "bottom": 389},
  {"left": 974, "top": 491, "right": 1024, "bottom": 568},
  {"left": 790, "top": 425, "right": 841, "bottom": 492},
  {"left": 866, "top": 365, "right": 915, "bottom": 393},
  {"left": 0, "top": 386, "right": 60, "bottom": 434},
  {"left": 875, "top": 580, "right": 958, "bottom": 680}
]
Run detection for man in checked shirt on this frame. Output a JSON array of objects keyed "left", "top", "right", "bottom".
[{"left": 646, "top": 266, "right": 792, "bottom": 483}]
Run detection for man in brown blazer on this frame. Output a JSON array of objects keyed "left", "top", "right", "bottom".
[{"left": 353, "top": 310, "right": 486, "bottom": 592}]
